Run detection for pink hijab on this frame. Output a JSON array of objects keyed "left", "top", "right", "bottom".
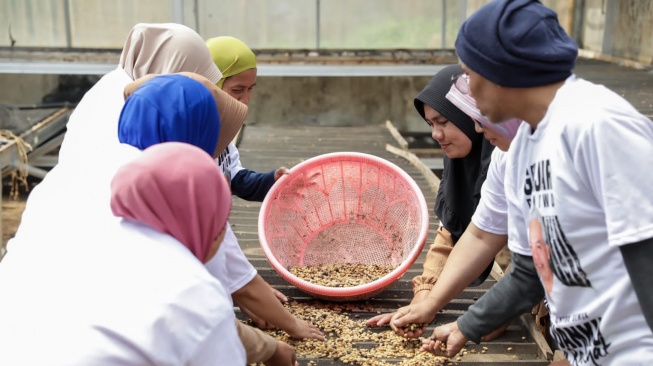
[
  {"left": 446, "top": 74, "right": 522, "bottom": 139},
  {"left": 110, "top": 142, "right": 232, "bottom": 262},
  {"left": 119, "top": 23, "right": 222, "bottom": 84}
]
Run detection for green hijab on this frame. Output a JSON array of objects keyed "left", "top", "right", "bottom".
[{"left": 205, "top": 36, "right": 257, "bottom": 88}]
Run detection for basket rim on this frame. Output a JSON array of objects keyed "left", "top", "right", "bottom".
[{"left": 257, "top": 151, "right": 430, "bottom": 298}]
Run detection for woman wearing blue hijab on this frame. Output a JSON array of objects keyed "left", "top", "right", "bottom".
[
  {"left": 118, "top": 74, "right": 220, "bottom": 156},
  {"left": 118, "top": 73, "right": 313, "bottom": 363}
]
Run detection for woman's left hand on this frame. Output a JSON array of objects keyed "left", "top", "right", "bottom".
[{"left": 274, "top": 167, "right": 289, "bottom": 181}]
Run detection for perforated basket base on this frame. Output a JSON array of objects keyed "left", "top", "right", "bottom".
[{"left": 259, "top": 152, "right": 429, "bottom": 301}]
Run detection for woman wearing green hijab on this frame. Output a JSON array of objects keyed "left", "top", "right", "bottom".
[
  {"left": 206, "top": 36, "right": 258, "bottom": 105},
  {"left": 205, "top": 36, "right": 309, "bottom": 346}
]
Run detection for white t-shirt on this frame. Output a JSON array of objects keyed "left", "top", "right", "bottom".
[
  {"left": 0, "top": 221, "right": 245, "bottom": 365},
  {"left": 472, "top": 148, "right": 509, "bottom": 235},
  {"left": 207, "top": 143, "right": 257, "bottom": 295},
  {"left": 472, "top": 148, "right": 529, "bottom": 255},
  {"left": 205, "top": 222, "right": 257, "bottom": 296},
  {"left": 216, "top": 142, "right": 246, "bottom": 183},
  {"left": 506, "top": 75, "right": 653, "bottom": 365},
  {"left": 58, "top": 68, "right": 132, "bottom": 167}
]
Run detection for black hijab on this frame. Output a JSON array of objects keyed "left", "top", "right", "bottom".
[{"left": 415, "top": 65, "right": 495, "bottom": 285}]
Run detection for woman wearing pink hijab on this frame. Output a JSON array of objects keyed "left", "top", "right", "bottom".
[
  {"left": 0, "top": 142, "right": 245, "bottom": 365},
  {"left": 107, "top": 142, "right": 240, "bottom": 364},
  {"left": 111, "top": 142, "right": 296, "bottom": 366},
  {"left": 110, "top": 142, "right": 232, "bottom": 265}
]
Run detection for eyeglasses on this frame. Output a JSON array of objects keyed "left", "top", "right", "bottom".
[{"left": 451, "top": 72, "right": 470, "bottom": 95}]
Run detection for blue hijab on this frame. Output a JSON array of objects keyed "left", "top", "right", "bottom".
[{"left": 118, "top": 74, "right": 220, "bottom": 156}]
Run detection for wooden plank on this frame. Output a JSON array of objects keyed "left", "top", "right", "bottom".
[
  {"left": 0, "top": 107, "right": 70, "bottom": 177},
  {"left": 386, "top": 144, "right": 440, "bottom": 195},
  {"left": 384, "top": 120, "right": 409, "bottom": 150}
]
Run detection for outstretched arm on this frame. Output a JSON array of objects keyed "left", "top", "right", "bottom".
[
  {"left": 457, "top": 251, "right": 544, "bottom": 343},
  {"left": 386, "top": 223, "right": 506, "bottom": 338},
  {"left": 231, "top": 169, "right": 276, "bottom": 201},
  {"left": 232, "top": 274, "right": 325, "bottom": 341},
  {"left": 423, "top": 252, "right": 544, "bottom": 358}
]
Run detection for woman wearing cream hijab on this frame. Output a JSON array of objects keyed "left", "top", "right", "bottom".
[
  {"left": 58, "top": 23, "right": 237, "bottom": 166},
  {"left": 12, "top": 24, "right": 246, "bottom": 244},
  {"left": 119, "top": 34, "right": 322, "bottom": 346},
  {"left": 205, "top": 36, "right": 305, "bottom": 332}
]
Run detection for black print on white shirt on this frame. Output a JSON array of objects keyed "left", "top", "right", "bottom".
[
  {"left": 217, "top": 146, "right": 232, "bottom": 182},
  {"left": 551, "top": 318, "right": 611, "bottom": 366},
  {"left": 541, "top": 215, "right": 592, "bottom": 288},
  {"left": 524, "top": 159, "right": 591, "bottom": 288},
  {"left": 524, "top": 159, "right": 555, "bottom": 208}
]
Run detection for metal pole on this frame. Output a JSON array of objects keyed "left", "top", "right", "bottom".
[
  {"left": 194, "top": 0, "right": 200, "bottom": 32},
  {"left": 441, "top": 0, "right": 446, "bottom": 48},
  {"left": 571, "top": 0, "right": 585, "bottom": 48},
  {"left": 458, "top": 0, "right": 467, "bottom": 55},
  {"left": 316, "top": 0, "right": 321, "bottom": 49},
  {"left": 601, "top": 0, "right": 617, "bottom": 56},
  {"left": 63, "top": 0, "right": 72, "bottom": 48},
  {"left": 459, "top": 0, "right": 467, "bottom": 23},
  {"left": 172, "top": 0, "right": 184, "bottom": 25}
]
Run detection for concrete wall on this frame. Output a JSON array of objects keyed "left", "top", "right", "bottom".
[
  {"left": 577, "top": 0, "right": 653, "bottom": 65},
  {"left": 612, "top": 1, "right": 653, "bottom": 64},
  {"left": 0, "top": 74, "right": 59, "bottom": 105},
  {"left": 248, "top": 76, "right": 432, "bottom": 131},
  {"left": 0, "top": 74, "right": 434, "bottom": 132}
]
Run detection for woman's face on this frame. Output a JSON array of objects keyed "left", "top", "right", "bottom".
[
  {"left": 474, "top": 120, "right": 512, "bottom": 152},
  {"left": 205, "top": 226, "right": 227, "bottom": 263},
  {"left": 423, "top": 104, "right": 472, "bottom": 158},
  {"left": 461, "top": 63, "right": 509, "bottom": 124},
  {"left": 222, "top": 68, "right": 257, "bottom": 105}
]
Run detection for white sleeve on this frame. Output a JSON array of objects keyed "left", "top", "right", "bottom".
[
  {"left": 471, "top": 149, "right": 508, "bottom": 235},
  {"left": 187, "top": 317, "right": 246, "bottom": 366},
  {"left": 227, "top": 143, "right": 245, "bottom": 181},
  {"left": 574, "top": 108, "right": 653, "bottom": 247},
  {"left": 505, "top": 129, "right": 533, "bottom": 256},
  {"left": 204, "top": 223, "right": 257, "bottom": 295}
]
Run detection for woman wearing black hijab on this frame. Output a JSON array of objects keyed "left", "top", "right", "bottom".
[
  {"left": 368, "top": 64, "right": 495, "bottom": 325},
  {"left": 413, "top": 64, "right": 495, "bottom": 293}
]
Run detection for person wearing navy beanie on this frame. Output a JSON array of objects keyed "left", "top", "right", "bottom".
[
  {"left": 423, "top": 1, "right": 653, "bottom": 364},
  {"left": 456, "top": 0, "right": 578, "bottom": 88}
]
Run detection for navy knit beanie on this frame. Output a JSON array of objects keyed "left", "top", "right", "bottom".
[
  {"left": 455, "top": 0, "right": 578, "bottom": 88},
  {"left": 414, "top": 65, "right": 476, "bottom": 142}
]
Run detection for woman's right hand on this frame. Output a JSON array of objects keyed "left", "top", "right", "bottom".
[
  {"left": 389, "top": 296, "right": 438, "bottom": 338},
  {"left": 366, "top": 290, "right": 435, "bottom": 338},
  {"left": 286, "top": 318, "right": 325, "bottom": 341},
  {"left": 264, "top": 341, "right": 298, "bottom": 366},
  {"left": 421, "top": 321, "right": 468, "bottom": 357}
]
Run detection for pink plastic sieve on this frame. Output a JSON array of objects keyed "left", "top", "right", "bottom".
[{"left": 258, "top": 152, "right": 429, "bottom": 301}]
